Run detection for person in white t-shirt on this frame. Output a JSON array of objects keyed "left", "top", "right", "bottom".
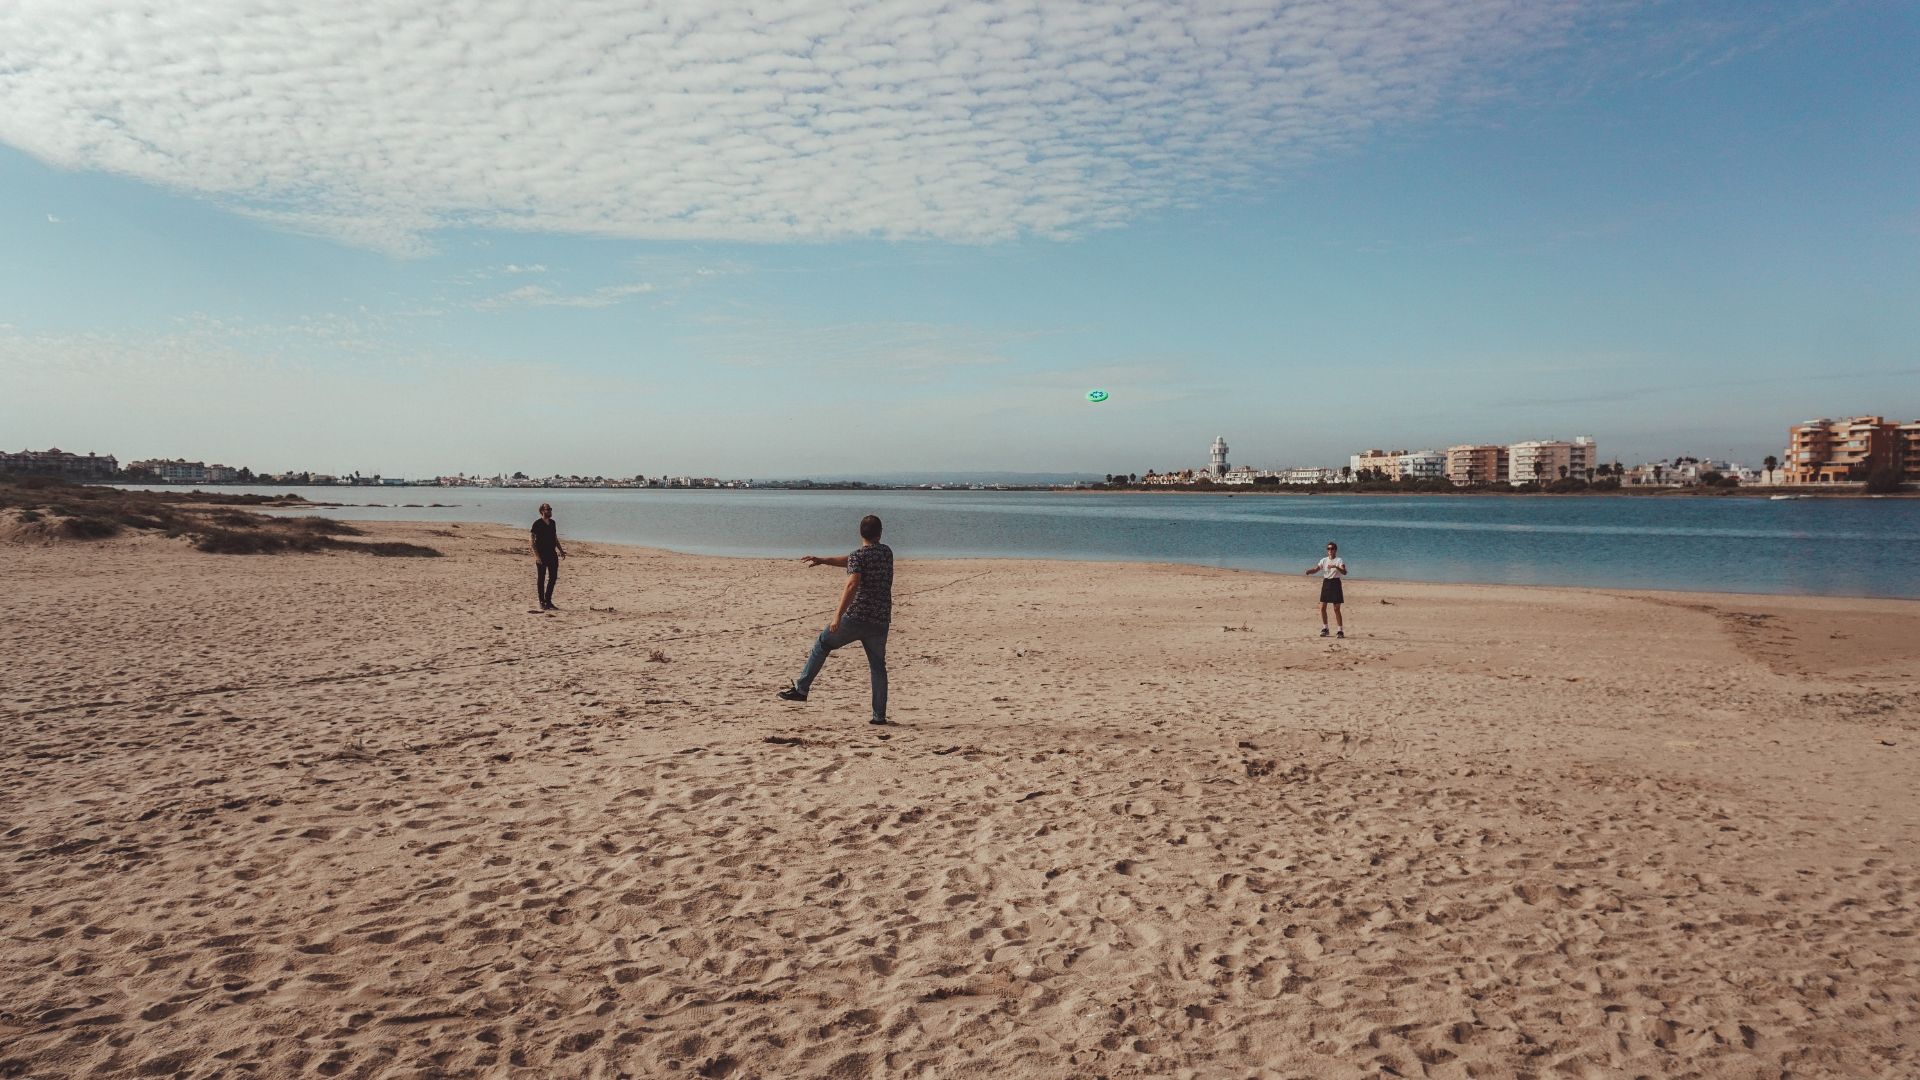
[{"left": 1304, "top": 541, "right": 1348, "bottom": 638}]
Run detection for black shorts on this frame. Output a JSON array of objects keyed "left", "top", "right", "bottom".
[{"left": 1319, "top": 578, "right": 1344, "bottom": 604}]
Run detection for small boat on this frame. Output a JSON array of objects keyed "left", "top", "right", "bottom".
[{"left": 1769, "top": 494, "right": 1793, "bottom": 500}]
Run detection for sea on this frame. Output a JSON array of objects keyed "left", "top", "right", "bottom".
[{"left": 137, "top": 486, "right": 1920, "bottom": 599}]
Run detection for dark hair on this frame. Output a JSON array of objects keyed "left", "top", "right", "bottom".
[
  {"left": 1326, "top": 541, "right": 1337, "bottom": 551},
  {"left": 859, "top": 514, "right": 883, "bottom": 542}
]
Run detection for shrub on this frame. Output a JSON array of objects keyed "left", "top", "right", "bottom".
[
  {"left": 192, "top": 529, "right": 312, "bottom": 555},
  {"left": 62, "top": 516, "right": 123, "bottom": 539},
  {"left": 17, "top": 509, "right": 41, "bottom": 523},
  {"left": 344, "top": 541, "right": 441, "bottom": 558},
  {"left": 289, "top": 516, "right": 364, "bottom": 536},
  {"left": 1865, "top": 466, "right": 1904, "bottom": 494}
]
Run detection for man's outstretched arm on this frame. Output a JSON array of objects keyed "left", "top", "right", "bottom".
[{"left": 802, "top": 555, "right": 850, "bottom": 568}]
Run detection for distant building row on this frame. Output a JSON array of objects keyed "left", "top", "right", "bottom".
[
  {"left": 1784, "top": 416, "right": 1920, "bottom": 485},
  {"left": 1, "top": 447, "right": 118, "bottom": 480},
  {"left": 128, "top": 458, "right": 246, "bottom": 484},
  {"left": 433, "top": 474, "right": 750, "bottom": 489},
  {"left": 1351, "top": 437, "right": 1599, "bottom": 485}
]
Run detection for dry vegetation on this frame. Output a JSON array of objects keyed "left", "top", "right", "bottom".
[{"left": 0, "top": 475, "right": 439, "bottom": 557}]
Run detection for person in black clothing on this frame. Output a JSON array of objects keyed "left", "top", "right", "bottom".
[
  {"left": 530, "top": 502, "right": 565, "bottom": 609},
  {"left": 1304, "top": 540, "right": 1348, "bottom": 638},
  {"left": 778, "top": 514, "right": 893, "bottom": 725}
]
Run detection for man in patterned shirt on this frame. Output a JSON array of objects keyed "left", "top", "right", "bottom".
[{"left": 778, "top": 514, "right": 893, "bottom": 725}]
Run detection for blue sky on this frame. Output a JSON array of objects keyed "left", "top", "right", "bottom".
[{"left": 2, "top": 0, "right": 1915, "bottom": 478}]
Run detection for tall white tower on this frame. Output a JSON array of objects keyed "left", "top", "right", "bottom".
[{"left": 1210, "top": 436, "right": 1229, "bottom": 478}]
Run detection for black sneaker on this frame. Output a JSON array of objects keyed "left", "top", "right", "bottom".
[
  {"left": 1335, "top": 630, "right": 1344, "bottom": 638},
  {"left": 777, "top": 683, "right": 808, "bottom": 702},
  {"left": 1319, "top": 627, "right": 1330, "bottom": 637},
  {"left": 870, "top": 717, "right": 890, "bottom": 726}
]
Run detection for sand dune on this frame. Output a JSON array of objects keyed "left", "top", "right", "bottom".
[{"left": 4, "top": 521, "right": 1918, "bottom": 1078}]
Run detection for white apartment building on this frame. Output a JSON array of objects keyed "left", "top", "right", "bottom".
[
  {"left": 1508, "top": 437, "right": 1599, "bottom": 484},
  {"left": 131, "top": 458, "right": 212, "bottom": 484},
  {"left": 1346, "top": 449, "right": 1442, "bottom": 481},
  {"left": 1397, "top": 449, "right": 1447, "bottom": 480},
  {"left": 1507, "top": 441, "right": 1567, "bottom": 484}
]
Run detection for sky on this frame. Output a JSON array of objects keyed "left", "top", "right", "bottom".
[{"left": 2, "top": 0, "right": 1916, "bottom": 479}]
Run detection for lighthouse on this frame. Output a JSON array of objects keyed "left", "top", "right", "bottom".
[{"left": 1210, "top": 436, "right": 1229, "bottom": 479}]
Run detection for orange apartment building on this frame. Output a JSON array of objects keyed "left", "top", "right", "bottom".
[
  {"left": 1445, "top": 444, "right": 1508, "bottom": 485},
  {"left": 1784, "top": 416, "right": 1911, "bottom": 484},
  {"left": 1349, "top": 449, "right": 1402, "bottom": 480}
]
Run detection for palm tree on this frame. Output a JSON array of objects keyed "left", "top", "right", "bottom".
[
  {"left": 1340, "top": 465, "right": 1352, "bottom": 483},
  {"left": 1763, "top": 455, "right": 1779, "bottom": 480},
  {"left": 1558, "top": 465, "right": 1569, "bottom": 480}
]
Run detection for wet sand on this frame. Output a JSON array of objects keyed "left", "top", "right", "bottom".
[{"left": 4, "top": 520, "right": 1918, "bottom": 1078}]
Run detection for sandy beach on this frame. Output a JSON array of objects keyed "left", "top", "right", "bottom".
[{"left": 4, "top": 519, "right": 1919, "bottom": 1079}]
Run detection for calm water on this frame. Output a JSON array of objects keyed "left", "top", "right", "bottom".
[{"left": 145, "top": 486, "right": 1920, "bottom": 598}]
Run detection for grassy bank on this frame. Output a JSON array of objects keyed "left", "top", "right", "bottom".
[{"left": 0, "top": 475, "right": 440, "bottom": 556}]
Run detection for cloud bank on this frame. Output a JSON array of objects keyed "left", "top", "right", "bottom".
[{"left": 0, "top": 0, "right": 1591, "bottom": 254}]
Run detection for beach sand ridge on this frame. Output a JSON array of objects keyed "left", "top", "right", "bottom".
[{"left": 4, "top": 522, "right": 1918, "bottom": 1078}]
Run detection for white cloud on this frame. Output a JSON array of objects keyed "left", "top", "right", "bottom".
[
  {"left": 477, "top": 281, "right": 655, "bottom": 309},
  {"left": 476, "top": 278, "right": 656, "bottom": 309},
  {"left": 0, "top": 0, "right": 1596, "bottom": 254},
  {"left": 45, "top": 213, "right": 62, "bottom": 223},
  {"left": 501, "top": 263, "right": 548, "bottom": 274}
]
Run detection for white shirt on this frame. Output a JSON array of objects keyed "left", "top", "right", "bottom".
[{"left": 1317, "top": 556, "right": 1347, "bottom": 579}]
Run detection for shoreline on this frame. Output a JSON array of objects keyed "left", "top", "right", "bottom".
[
  {"left": 31, "top": 479, "right": 1914, "bottom": 600},
  {"left": 268, "top": 511, "right": 1920, "bottom": 603},
  {"left": 1063, "top": 485, "right": 1920, "bottom": 499},
  {"left": 104, "top": 479, "right": 1920, "bottom": 498}
]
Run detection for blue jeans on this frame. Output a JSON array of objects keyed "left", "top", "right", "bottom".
[{"left": 795, "top": 618, "right": 888, "bottom": 721}]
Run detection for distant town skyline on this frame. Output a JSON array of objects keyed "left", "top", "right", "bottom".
[
  {"left": 3, "top": 1, "right": 1917, "bottom": 476},
  {"left": 14, "top": 417, "right": 1893, "bottom": 490}
]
